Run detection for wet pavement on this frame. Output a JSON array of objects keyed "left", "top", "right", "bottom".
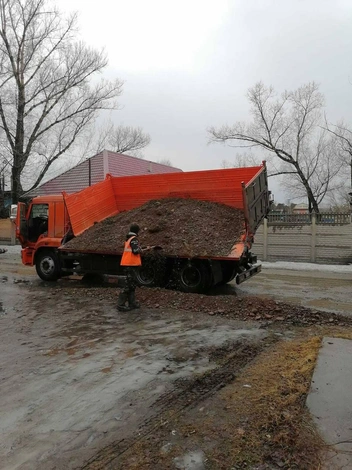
[
  {"left": 307, "top": 337, "right": 352, "bottom": 470},
  {"left": 238, "top": 267, "right": 352, "bottom": 316},
  {"left": 0, "top": 261, "right": 266, "bottom": 470},
  {"left": 1, "top": 249, "right": 352, "bottom": 469}
]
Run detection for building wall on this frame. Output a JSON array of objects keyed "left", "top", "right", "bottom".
[{"left": 253, "top": 215, "right": 352, "bottom": 264}]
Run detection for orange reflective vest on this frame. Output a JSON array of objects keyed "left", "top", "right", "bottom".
[{"left": 120, "top": 236, "right": 142, "bottom": 266}]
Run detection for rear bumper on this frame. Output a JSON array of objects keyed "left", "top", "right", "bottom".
[{"left": 235, "top": 263, "right": 262, "bottom": 285}]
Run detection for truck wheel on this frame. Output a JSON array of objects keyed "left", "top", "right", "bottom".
[
  {"left": 174, "top": 261, "right": 212, "bottom": 293},
  {"left": 135, "top": 257, "right": 167, "bottom": 288},
  {"left": 35, "top": 250, "right": 60, "bottom": 282}
]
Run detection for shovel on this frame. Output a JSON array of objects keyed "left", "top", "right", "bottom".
[{"left": 142, "top": 245, "right": 163, "bottom": 251}]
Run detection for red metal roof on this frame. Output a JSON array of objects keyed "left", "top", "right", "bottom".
[
  {"left": 106, "top": 150, "right": 182, "bottom": 177},
  {"left": 22, "top": 150, "right": 182, "bottom": 199}
]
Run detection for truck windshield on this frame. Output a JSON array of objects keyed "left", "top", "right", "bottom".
[{"left": 28, "top": 203, "right": 49, "bottom": 242}]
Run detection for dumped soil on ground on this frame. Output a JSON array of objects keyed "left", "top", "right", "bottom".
[
  {"left": 136, "top": 287, "right": 352, "bottom": 327},
  {"left": 64, "top": 198, "right": 245, "bottom": 257},
  {"left": 58, "top": 282, "right": 352, "bottom": 328}
]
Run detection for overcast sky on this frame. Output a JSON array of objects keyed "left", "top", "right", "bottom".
[{"left": 59, "top": 0, "right": 352, "bottom": 203}]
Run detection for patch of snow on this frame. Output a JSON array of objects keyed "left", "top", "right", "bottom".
[
  {"left": 260, "top": 261, "right": 352, "bottom": 274},
  {"left": 0, "top": 244, "right": 22, "bottom": 254}
]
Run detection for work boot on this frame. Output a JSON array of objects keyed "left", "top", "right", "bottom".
[
  {"left": 117, "top": 305, "right": 131, "bottom": 312},
  {"left": 117, "top": 292, "right": 131, "bottom": 311},
  {"left": 128, "top": 292, "right": 140, "bottom": 310}
]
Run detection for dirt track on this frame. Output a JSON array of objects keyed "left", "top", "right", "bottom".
[{"left": 1, "top": 249, "right": 352, "bottom": 469}]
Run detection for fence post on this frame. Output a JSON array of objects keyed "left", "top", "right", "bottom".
[
  {"left": 263, "top": 217, "right": 268, "bottom": 261},
  {"left": 311, "top": 213, "right": 316, "bottom": 263}
]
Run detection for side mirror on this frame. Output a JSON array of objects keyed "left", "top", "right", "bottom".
[{"left": 10, "top": 204, "right": 17, "bottom": 220}]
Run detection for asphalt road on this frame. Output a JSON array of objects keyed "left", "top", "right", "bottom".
[
  {"left": 1, "top": 250, "right": 352, "bottom": 469},
  {"left": 238, "top": 266, "right": 352, "bottom": 316}
]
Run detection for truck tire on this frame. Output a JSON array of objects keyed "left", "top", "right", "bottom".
[
  {"left": 135, "top": 257, "right": 167, "bottom": 288},
  {"left": 35, "top": 250, "right": 60, "bottom": 282},
  {"left": 174, "top": 261, "right": 212, "bottom": 293}
]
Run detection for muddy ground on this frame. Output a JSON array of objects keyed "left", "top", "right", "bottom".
[{"left": 1, "top": 249, "right": 352, "bottom": 470}]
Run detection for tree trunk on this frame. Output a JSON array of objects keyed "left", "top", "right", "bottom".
[
  {"left": 11, "top": 83, "right": 25, "bottom": 204},
  {"left": 0, "top": 174, "right": 5, "bottom": 218},
  {"left": 295, "top": 164, "right": 319, "bottom": 213},
  {"left": 11, "top": 159, "right": 23, "bottom": 204}
]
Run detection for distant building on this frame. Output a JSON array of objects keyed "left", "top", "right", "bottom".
[
  {"left": 22, "top": 149, "right": 182, "bottom": 200},
  {"left": 292, "top": 203, "right": 309, "bottom": 214},
  {"left": 270, "top": 203, "right": 287, "bottom": 215}
]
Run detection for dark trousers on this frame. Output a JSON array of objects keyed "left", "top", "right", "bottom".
[
  {"left": 122, "top": 267, "right": 138, "bottom": 294},
  {"left": 117, "top": 267, "right": 140, "bottom": 309}
]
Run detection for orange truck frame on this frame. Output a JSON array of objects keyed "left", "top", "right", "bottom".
[{"left": 16, "top": 164, "right": 271, "bottom": 293}]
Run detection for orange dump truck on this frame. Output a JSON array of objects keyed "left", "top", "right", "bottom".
[{"left": 16, "top": 164, "right": 271, "bottom": 293}]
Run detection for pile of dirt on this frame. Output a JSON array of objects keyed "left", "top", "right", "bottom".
[
  {"left": 64, "top": 198, "right": 246, "bottom": 257},
  {"left": 56, "top": 283, "right": 352, "bottom": 328},
  {"left": 136, "top": 288, "right": 351, "bottom": 327}
]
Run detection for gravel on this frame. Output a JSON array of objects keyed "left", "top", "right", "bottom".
[{"left": 58, "top": 284, "right": 352, "bottom": 328}]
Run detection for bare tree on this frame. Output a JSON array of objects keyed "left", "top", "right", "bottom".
[
  {"left": 209, "top": 82, "right": 344, "bottom": 213},
  {"left": 221, "top": 152, "right": 262, "bottom": 169},
  {"left": 0, "top": 0, "right": 123, "bottom": 203},
  {"left": 0, "top": 146, "right": 9, "bottom": 216},
  {"left": 69, "top": 120, "right": 151, "bottom": 163},
  {"left": 0, "top": 152, "right": 8, "bottom": 180},
  {"left": 23, "top": 120, "right": 151, "bottom": 188},
  {"left": 157, "top": 158, "right": 173, "bottom": 166},
  {"left": 272, "top": 131, "right": 344, "bottom": 207},
  {"left": 325, "top": 121, "right": 352, "bottom": 190},
  {"left": 93, "top": 122, "right": 150, "bottom": 157}
]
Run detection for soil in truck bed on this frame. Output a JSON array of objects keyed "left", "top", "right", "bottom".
[{"left": 64, "top": 198, "right": 246, "bottom": 257}]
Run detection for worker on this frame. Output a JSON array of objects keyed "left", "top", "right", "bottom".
[
  {"left": 0, "top": 248, "right": 7, "bottom": 254},
  {"left": 117, "top": 223, "right": 151, "bottom": 312}
]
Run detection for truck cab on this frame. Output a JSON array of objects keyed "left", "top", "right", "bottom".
[{"left": 16, "top": 195, "right": 69, "bottom": 280}]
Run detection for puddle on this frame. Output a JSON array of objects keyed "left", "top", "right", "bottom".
[
  {"left": 0, "top": 301, "right": 6, "bottom": 316},
  {"left": 174, "top": 450, "right": 206, "bottom": 470}
]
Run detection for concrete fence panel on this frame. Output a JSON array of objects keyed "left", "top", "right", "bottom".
[{"left": 253, "top": 214, "right": 352, "bottom": 265}]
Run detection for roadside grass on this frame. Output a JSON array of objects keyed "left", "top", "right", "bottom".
[{"left": 204, "top": 336, "right": 324, "bottom": 468}]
